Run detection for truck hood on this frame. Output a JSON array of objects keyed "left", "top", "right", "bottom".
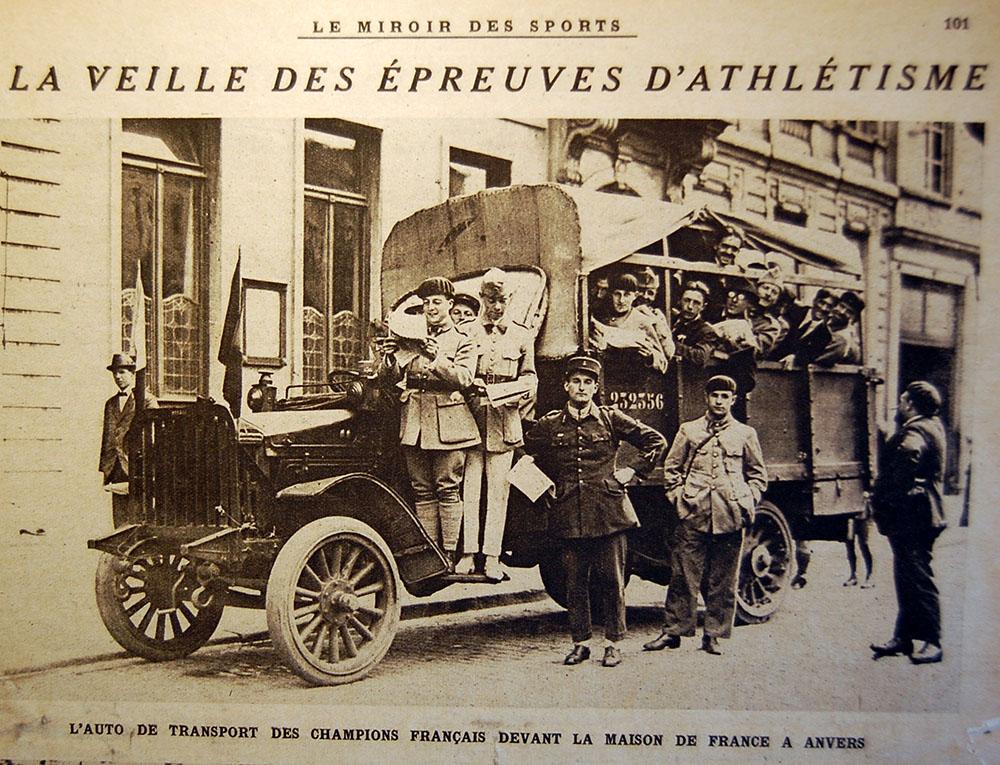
[{"left": 240, "top": 409, "right": 354, "bottom": 438}]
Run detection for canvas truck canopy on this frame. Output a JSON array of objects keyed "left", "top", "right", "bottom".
[
  {"left": 381, "top": 184, "right": 862, "bottom": 358},
  {"left": 381, "top": 184, "right": 695, "bottom": 358}
]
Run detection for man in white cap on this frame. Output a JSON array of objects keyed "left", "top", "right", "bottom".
[{"left": 458, "top": 268, "right": 537, "bottom": 580}]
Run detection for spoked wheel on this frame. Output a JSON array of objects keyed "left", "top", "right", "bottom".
[
  {"left": 736, "top": 501, "right": 794, "bottom": 625},
  {"left": 266, "top": 517, "right": 401, "bottom": 686},
  {"left": 94, "top": 547, "right": 223, "bottom": 661}
]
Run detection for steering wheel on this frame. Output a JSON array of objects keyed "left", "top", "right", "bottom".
[{"left": 327, "top": 368, "right": 361, "bottom": 394}]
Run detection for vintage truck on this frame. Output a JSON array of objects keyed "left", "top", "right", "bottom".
[{"left": 88, "top": 184, "right": 877, "bottom": 685}]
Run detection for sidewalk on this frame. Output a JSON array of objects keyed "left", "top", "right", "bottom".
[{"left": 0, "top": 527, "right": 545, "bottom": 675}]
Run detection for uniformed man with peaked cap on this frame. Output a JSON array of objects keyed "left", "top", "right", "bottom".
[{"left": 525, "top": 354, "right": 666, "bottom": 668}]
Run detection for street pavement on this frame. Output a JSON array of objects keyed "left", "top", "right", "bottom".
[{"left": 2, "top": 527, "right": 967, "bottom": 713}]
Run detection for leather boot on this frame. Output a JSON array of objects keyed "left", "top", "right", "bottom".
[
  {"left": 414, "top": 500, "right": 441, "bottom": 547},
  {"left": 439, "top": 501, "right": 463, "bottom": 554}
]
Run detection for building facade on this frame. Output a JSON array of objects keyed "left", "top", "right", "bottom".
[{"left": 0, "top": 117, "right": 981, "bottom": 538}]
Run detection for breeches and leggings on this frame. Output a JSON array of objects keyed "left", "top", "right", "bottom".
[
  {"left": 561, "top": 532, "right": 628, "bottom": 644},
  {"left": 889, "top": 530, "right": 942, "bottom": 646},
  {"left": 663, "top": 523, "right": 745, "bottom": 639},
  {"left": 403, "top": 446, "right": 466, "bottom": 552}
]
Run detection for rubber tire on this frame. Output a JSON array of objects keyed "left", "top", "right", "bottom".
[
  {"left": 95, "top": 550, "right": 223, "bottom": 661},
  {"left": 266, "top": 517, "right": 401, "bottom": 686},
  {"left": 735, "top": 501, "right": 795, "bottom": 625}
]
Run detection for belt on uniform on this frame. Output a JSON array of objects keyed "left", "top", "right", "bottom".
[
  {"left": 481, "top": 374, "right": 516, "bottom": 385},
  {"left": 406, "top": 378, "right": 458, "bottom": 392}
]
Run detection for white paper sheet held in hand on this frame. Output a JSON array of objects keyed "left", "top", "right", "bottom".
[
  {"left": 507, "top": 455, "right": 554, "bottom": 503},
  {"left": 485, "top": 379, "right": 534, "bottom": 407}
]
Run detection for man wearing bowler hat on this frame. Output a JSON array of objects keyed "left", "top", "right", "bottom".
[
  {"left": 525, "top": 354, "right": 666, "bottom": 668},
  {"left": 815, "top": 290, "right": 865, "bottom": 366},
  {"left": 100, "top": 353, "right": 157, "bottom": 526},
  {"left": 644, "top": 374, "right": 767, "bottom": 655}
]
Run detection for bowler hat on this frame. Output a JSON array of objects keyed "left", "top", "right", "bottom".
[
  {"left": 452, "top": 292, "right": 481, "bottom": 314},
  {"left": 416, "top": 276, "right": 455, "bottom": 299},
  {"left": 564, "top": 354, "right": 602, "bottom": 380},
  {"left": 107, "top": 353, "right": 136, "bottom": 371},
  {"left": 705, "top": 375, "right": 737, "bottom": 393},
  {"left": 837, "top": 290, "right": 866, "bottom": 315}
]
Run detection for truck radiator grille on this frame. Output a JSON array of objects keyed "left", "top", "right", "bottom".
[{"left": 127, "top": 402, "right": 242, "bottom": 528}]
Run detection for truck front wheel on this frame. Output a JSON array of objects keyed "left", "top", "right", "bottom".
[{"left": 266, "top": 517, "right": 401, "bottom": 686}]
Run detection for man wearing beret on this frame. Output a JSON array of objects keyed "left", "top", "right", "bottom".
[
  {"left": 870, "top": 381, "right": 948, "bottom": 665},
  {"left": 525, "top": 354, "right": 666, "bottom": 667},
  {"left": 381, "top": 277, "right": 480, "bottom": 560},
  {"left": 100, "top": 353, "right": 157, "bottom": 526},
  {"left": 458, "top": 268, "right": 537, "bottom": 580},
  {"left": 644, "top": 375, "right": 767, "bottom": 655}
]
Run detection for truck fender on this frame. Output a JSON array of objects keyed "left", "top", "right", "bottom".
[{"left": 276, "top": 473, "right": 449, "bottom": 587}]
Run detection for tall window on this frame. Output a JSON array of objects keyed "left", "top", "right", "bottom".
[
  {"left": 924, "top": 122, "right": 953, "bottom": 196},
  {"left": 302, "top": 119, "right": 376, "bottom": 385},
  {"left": 121, "top": 119, "right": 211, "bottom": 397},
  {"left": 448, "top": 147, "right": 511, "bottom": 197}
]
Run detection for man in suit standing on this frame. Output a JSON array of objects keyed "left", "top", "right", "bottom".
[
  {"left": 381, "top": 277, "right": 481, "bottom": 560},
  {"left": 644, "top": 375, "right": 767, "bottom": 656},
  {"left": 870, "top": 381, "right": 948, "bottom": 665},
  {"left": 100, "top": 353, "right": 157, "bottom": 526}
]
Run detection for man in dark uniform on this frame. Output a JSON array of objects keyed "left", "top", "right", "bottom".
[
  {"left": 100, "top": 353, "right": 157, "bottom": 526},
  {"left": 644, "top": 375, "right": 767, "bottom": 655},
  {"left": 870, "top": 381, "right": 948, "bottom": 664},
  {"left": 671, "top": 280, "right": 717, "bottom": 368},
  {"left": 525, "top": 355, "right": 666, "bottom": 668}
]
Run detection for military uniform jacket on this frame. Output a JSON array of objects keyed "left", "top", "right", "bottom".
[
  {"left": 100, "top": 390, "right": 157, "bottom": 481},
  {"left": 872, "top": 415, "right": 947, "bottom": 538},
  {"left": 394, "top": 323, "right": 480, "bottom": 450},
  {"left": 524, "top": 404, "right": 666, "bottom": 539},
  {"left": 472, "top": 321, "right": 537, "bottom": 452},
  {"left": 663, "top": 413, "right": 768, "bottom": 535}
]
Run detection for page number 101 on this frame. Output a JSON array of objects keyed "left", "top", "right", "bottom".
[{"left": 945, "top": 16, "right": 970, "bottom": 29}]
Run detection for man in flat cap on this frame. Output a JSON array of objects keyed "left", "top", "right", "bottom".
[
  {"left": 671, "top": 281, "right": 718, "bottom": 368},
  {"left": 644, "top": 374, "right": 767, "bottom": 655},
  {"left": 525, "top": 354, "right": 666, "bottom": 668},
  {"left": 634, "top": 267, "right": 676, "bottom": 363},
  {"left": 100, "top": 353, "right": 157, "bottom": 526},
  {"left": 458, "top": 268, "right": 537, "bottom": 580},
  {"left": 450, "top": 292, "right": 481, "bottom": 329},
  {"left": 591, "top": 271, "right": 668, "bottom": 376},
  {"left": 870, "top": 381, "right": 948, "bottom": 665},
  {"left": 381, "top": 276, "right": 480, "bottom": 560}
]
